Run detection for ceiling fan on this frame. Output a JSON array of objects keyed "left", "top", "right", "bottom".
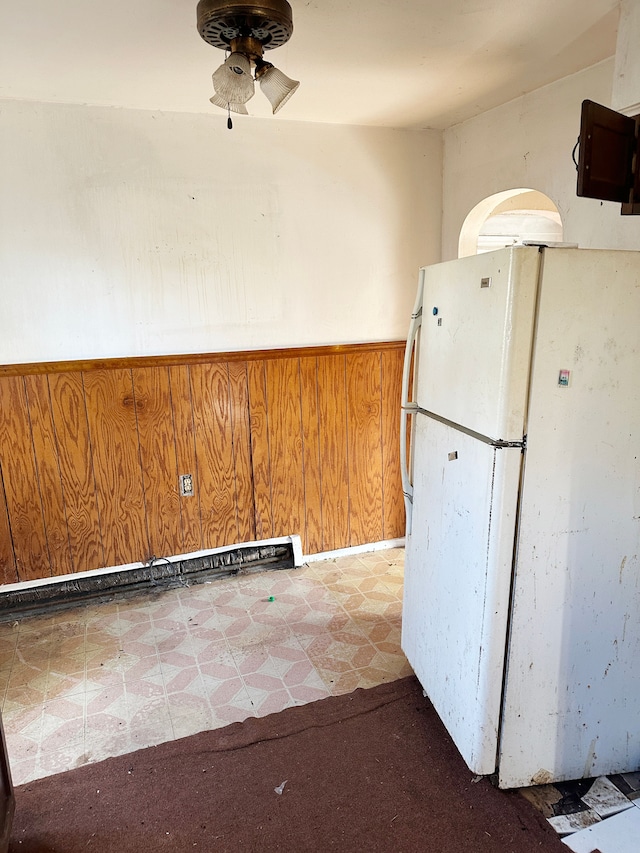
[{"left": 196, "top": 0, "right": 300, "bottom": 127}]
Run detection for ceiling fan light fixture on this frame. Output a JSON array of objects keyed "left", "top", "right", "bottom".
[
  {"left": 225, "top": 51, "right": 252, "bottom": 76},
  {"left": 197, "top": 0, "right": 294, "bottom": 51},
  {"left": 196, "top": 0, "right": 299, "bottom": 120},
  {"left": 212, "top": 53, "right": 255, "bottom": 104},
  {"left": 256, "top": 63, "right": 300, "bottom": 114},
  {"left": 209, "top": 92, "right": 249, "bottom": 115}
]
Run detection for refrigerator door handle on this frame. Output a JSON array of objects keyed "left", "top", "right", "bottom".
[
  {"left": 400, "top": 406, "right": 415, "bottom": 535},
  {"left": 400, "top": 268, "right": 425, "bottom": 535}
]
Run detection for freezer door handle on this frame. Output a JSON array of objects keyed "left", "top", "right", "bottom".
[
  {"left": 400, "top": 407, "right": 415, "bottom": 534},
  {"left": 400, "top": 268, "right": 425, "bottom": 535}
]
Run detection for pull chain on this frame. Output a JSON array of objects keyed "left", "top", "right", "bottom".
[{"left": 227, "top": 104, "right": 233, "bottom": 130}]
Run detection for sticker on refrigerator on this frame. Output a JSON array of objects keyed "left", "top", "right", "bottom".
[{"left": 558, "top": 369, "right": 571, "bottom": 387}]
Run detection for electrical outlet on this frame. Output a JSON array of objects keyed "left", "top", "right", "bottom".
[{"left": 179, "top": 474, "right": 194, "bottom": 497}]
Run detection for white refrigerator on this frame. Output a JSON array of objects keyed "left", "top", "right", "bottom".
[{"left": 400, "top": 245, "right": 640, "bottom": 789}]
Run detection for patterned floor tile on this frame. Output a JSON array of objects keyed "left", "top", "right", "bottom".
[
  {"left": 289, "top": 682, "right": 331, "bottom": 705},
  {"left": 127, "top": 696, "right": 171, "bottom": 731},
  {"left": 85, "top": 666, "right": 123, "bottom": 692},
  {"left": 81, "top": 731, "right": 131, "bottom": 765},
  {"left": 202, "top": 676, "right": 249, "bottom": 709},
  {"left": 288, "top": 614, "right": 352, "bottom": 641},
  {"left": 85, "top": 685, "right": 127, "bottom": 720},
  {"left": 0, "top": 671, "right": 11, "bottom": 705},
  {"left": 11, "top": 663, "right": 50, "bottom": 688},
  {"left": 85, "top": 712, "right": 129, "bottom": 749},
  {"left": 39, "top": 717, "right": 84, "bottom": 753},
  {"left": 166, "top": 688, "right": 213, "bottom": 738},
  {"left": 128, "top": 722, "right": 174, "bottom": 751},
  {"left": 0, "top": 652, "right": 15, "bottom": 674},
  {"left": 1, "top": 547, "right": 408, "bottom": 784},
  {"left": 7, "top": 754, "right": 37, "bottom": 787},
  {"left": 194, "top": 640, "right": 238, "bottom": 675},
  {"left": 162, "top": 664, "right": 203, "bottom": 695},
  {"left": 170, "top": 710, "right": 213, "bottom": 741},
  {"left": 5, "top": 681, "right": 48, "bottom": 709},
  {"left": 210, "top": 696, "right": 255, "bottom": 728},
  {"left": 243, "top": 684, "right": 295, "bottom": 717},
  {"left": 314, "top": 668, "right": 367, "bottom": 695},
  {"left": 4, "top": 724, "right": 42, "bottom": 763},
  {"left": 188, "top": 622, "right": 226, "bottom": 645},
  {"left": 225, "top": 621, "right": 291, "bottom": 653},
  {"left": 85, "top": 614, "right": 121, "bottom": 636},
  {"left": 37, "top": 745, "right": 87, "bottom": 779}
]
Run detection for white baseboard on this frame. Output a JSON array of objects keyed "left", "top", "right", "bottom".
[{"left": 303, "top": 538, "right": 405, "bottom": 563}]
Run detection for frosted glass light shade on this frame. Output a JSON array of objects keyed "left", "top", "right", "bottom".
[
  {"left": 212, "top": 53, "right": 254, "bottom": 104},
  {"left": 209, "top": 92, "right": 249, "bottom": 114},
  {"left": 259, "top": 66, "right": 300, "bottom": 113}
]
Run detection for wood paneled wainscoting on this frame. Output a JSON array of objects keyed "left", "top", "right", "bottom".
[{"left": 0, "top": 343, "right": 405, "bottom": 585}]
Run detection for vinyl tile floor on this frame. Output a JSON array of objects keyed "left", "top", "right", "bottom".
[
  {"left": 0, "top": 548, "right": 409, "bottom": 787},
  {"left": 2, "top": 546, "right": 639, "bottom": 853}
]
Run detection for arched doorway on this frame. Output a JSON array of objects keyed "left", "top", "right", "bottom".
[{"left": 458, "top": 189, "right": 562, "bottom": 258}]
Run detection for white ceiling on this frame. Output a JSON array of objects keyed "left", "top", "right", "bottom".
[{"left": 0, "top": 0, "right": 620, "bottom": 129}]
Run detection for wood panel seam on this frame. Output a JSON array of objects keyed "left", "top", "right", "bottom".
[{"left": 0, "top": 342, "right": 405, "bottom": 377}]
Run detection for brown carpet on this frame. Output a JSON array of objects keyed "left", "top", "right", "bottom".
[{"left": 9, "top": 676, "right": 566, "bottom": 852}]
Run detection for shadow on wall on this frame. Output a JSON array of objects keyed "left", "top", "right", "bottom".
[{"left": 459, "top": 189, "right": 562, "bottom": 257}]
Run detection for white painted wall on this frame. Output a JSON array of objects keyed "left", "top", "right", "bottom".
[
  {"left": 0, "top": 101, "right": 442, "bottom": 365},
  {"left": 612, "top": 0, "right": 640, "bottom": 115},
  {"left": 443, "top": 59, "right": 640, "bottom": 261}
]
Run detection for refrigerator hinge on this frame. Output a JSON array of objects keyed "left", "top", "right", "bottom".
[{"left": 491, "top": 438, "right": 526, "bottom": 449}]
